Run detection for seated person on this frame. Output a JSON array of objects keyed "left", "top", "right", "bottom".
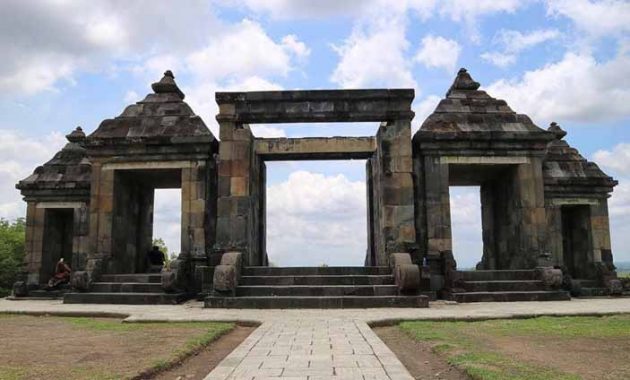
[
  {"left": 146, "top": 246, "right": 166, "bottom": 273},
  {"left": 47, "top": 258, "right": 71, "bottom": 289}
]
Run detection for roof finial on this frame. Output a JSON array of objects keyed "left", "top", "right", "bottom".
[
  {"left": 548, "top": 122, "right": 567, "bottom": 140},
  {"left": 151, "top": 69, "right": 185, "bottom": 99},
  {"left": 66, "top": 126, "right": 86, "bottom": 143},
  {"left": 447, "top": 67, "right": 480, "bottom": 96}
]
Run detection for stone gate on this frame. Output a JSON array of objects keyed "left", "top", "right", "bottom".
[{"left": 12, "top": 69, "right": 620, "bottom": 306}]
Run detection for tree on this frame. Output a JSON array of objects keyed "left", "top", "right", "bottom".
[
  {"left": 0, "top": 218, "right": 26, "bottom": 297},
  {"left": 151, "top": 237, "right": 169, "bottom": 256}
]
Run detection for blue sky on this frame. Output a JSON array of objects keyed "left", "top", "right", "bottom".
[{"left": 0, "top": 0, "right": 628, "bottom": 267}]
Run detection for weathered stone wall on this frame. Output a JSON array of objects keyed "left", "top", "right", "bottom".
[
  {"left": 215, "top": 123, "right": 260, "bottom": 265},
  {"left": 370, "top": 120, "right": 417, "bottom": 266},
  {"left": 22, "top": 202, "right": 89, "bottom": 286}
]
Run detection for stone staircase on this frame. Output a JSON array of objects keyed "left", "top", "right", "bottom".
[
  {"left": 64, "top": 273, "right": 187, "bottom": 305},
  {"left": 205, "top": 266, "right": 432, "bottom": 308},
  {"left": 449, "top": 270, "right": 570, "bottom": 303}
]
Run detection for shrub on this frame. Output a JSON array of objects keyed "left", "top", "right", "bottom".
[{"left": 0, "top": 218, "right": 26, "bottom": 297}]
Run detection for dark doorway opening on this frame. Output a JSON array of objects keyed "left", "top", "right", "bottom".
[
  {"left": 561, "top": 205, "right": 592, "bottom": 278},
  {"left": 41, "top": 208, "right": 73, "bottom": 282},
  {"left": 112, "top": 169, "right": 181, "bottom": 273}
]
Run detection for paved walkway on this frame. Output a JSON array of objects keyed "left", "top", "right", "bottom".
[
  {"left": 204, "top": 319, "right": 412, "bottom": 380},
  {"left": 2, "top": 298, "right": 630, "bottom": 379}
]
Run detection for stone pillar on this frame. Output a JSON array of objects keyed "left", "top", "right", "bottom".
[
  {"left": 72, "top": 204, "right": 90, "bottom": 272},
  {"left": 24, "top": 202, "right": 45, "bottom": 285},
  {"left": 511, "top": 159, "right": 548, "bottom": 268},
  {"left": 181, "top": 161, "right": 208, "bottom": 260},
  {"left": 87, "top": 161, "right": 114, "bottom": 275},
  {"left": 215, "top": 122, "right": 260, "bottom": 265},
  {"left": 480, "top": 183, "right": 497, "bottom": 269},
  {"left": 373, "top": 119, "right": 416, "bottom": 266},
  {"left": 544, "top": 203, "right": 563, "bottom": 267},
  {"left": 422, "top": 156, "right": 452, "bottom": 258},
  {"left": 590, "top": 200, "right": 611, "bottom": 263}
]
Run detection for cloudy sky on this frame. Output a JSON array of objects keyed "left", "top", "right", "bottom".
[{"left": 1, "top": 0, "right": 629, "bottom": 268}]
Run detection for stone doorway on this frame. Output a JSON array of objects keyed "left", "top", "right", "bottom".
[
  {"left": 41, "top": 208, "right": 74, "bottom": 282},
  {"left": 214, "top": 89, "right": 416, "bottom": 267},
  {"left": 264, "top": 160, "right": 368, "bottom": 267},
  {"left": 561, "top": 205, "right": 592, "bottom": 278},
  {"left": 449, "top": 186, "right": 482, "bottom": 270},
  {"left": 110, "top": 168, "right": 181, "bottom": 273}
]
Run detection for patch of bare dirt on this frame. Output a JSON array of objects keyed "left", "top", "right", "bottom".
[
  {"left": 374, "top": 326, "right": 469, "bottom": 380},
  {"left": 148, "top": 325, "right": 255, "bottom": 380},
  {"left": 0, "top": 315, "right": 248, "bottom": 380},
  {"left": 482, "top": 335, "right": 630, "bottom": 380}
]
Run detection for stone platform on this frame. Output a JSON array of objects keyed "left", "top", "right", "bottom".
[{"left": 205, "top": 267, "right": 432, "bottom": 309}]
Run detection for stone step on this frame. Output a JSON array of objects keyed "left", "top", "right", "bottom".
[
  {"left": 204, "top": 295, "right": 429, "bottom": 309},
  {"left": 91, "top": 282, "right": 163, "bottom": 293},
  {"left": 579, "top": 288, "right": 610, "bottom": 297},
  {"left": 240, "top": 275, "right": 395, "bottom": 286},
  {"left": 451, "top": 290, "right": 570, "bottom": 303},
  {"left": 242, "top": 266, "right": 391, "bottom": 276},
  {"left": 236, "top": 285, "right": 399, "bottom": 297},
  {"left": 459, "top": 270, "right": 538, "bottom": 281},
  {"left": 63, "top": 292, "right": 187, "bottom": 305},
  {"left": 99, "top": 274, "right": 162, "bottom": 284},
  {"left": 462, "top": 280, "right": 545, "bottom": 292}
]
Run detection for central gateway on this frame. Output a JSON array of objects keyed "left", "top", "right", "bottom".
[
  {"left": 15, "top": 69, "right": 619, "bottom": 307},
  {"left": 213, "top": 89, "right": 417, "bottom": 268}
]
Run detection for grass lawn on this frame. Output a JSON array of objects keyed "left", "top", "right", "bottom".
[
  {"left": 400, "top": 315, "right": 630, "bottom": 380},
  {"left": 0, "top": 314, "right": 234, "bottom": 380}
]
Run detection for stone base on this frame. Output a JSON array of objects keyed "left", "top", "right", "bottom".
[{"left": 205, "top": 295, "right": 429, "bottom": 309}]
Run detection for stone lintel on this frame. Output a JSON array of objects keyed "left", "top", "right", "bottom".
[
  {"left": 254, "top": 137, "right": 376, "bottom": 161},
  {"left": 549, "top": 198, "right": 600, "bottom": 206},
  {"left": 102, "top": 160, "right": 197, "bottom": 171},
  {"left": 36, "top": 201, "right": 86, "bottom": 209},
  {"left": 216, "top": 89, "right": 415, "bottom": 123},
  {"left": 440, "top": 156, "right": 530, "bottom": 165}
]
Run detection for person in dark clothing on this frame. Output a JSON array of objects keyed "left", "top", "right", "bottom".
[{"left": 146, "top": 246, "right": 166, "bottom": 273}]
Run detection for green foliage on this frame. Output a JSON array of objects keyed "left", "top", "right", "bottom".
[
  {"left": 152, "top": 238, "right": 169, "bottom": 256},
  {"left": 0, "top": 218, "right": 26, "bottom": 297}
]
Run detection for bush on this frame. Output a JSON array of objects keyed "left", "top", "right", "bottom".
[{"left": 0, "top": 218, "right": 26, "bottom": 297}]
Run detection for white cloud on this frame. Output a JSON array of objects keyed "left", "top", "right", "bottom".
[
  {"left": 123, "top": 90, "right": 139, "bottom": 104},
  {"left": 187, "top": 20, "right": 305, "bottom": 83},
  {"left": 250, "top": 125, "right": 287, "bottom": 138},
  {"left": 415, "top": 35, "right": 462, "bottom": 72},
  {"left": 266, "top": 170, "right": 366, "bottom": 266},
  {"left": 482, "top": 29, "right": 560, "bottom": 67},
  {"left": 0, "top": 130, "right": 67, "bottom": 219},
  {"left": 229, "top": 0, "right": 373, "bottom": 19},
  {"left": 480, "top": 52, "right": 517, "bottom": 68},
  {"left": 0, "top": 0, "right": 219, "bottom": 96},
  {"left": 438, "top": 0, "right": 523, "bottom": 42},
  {"left": 593, "top": 144, "right": 630, "bottom": 177},
  {"left": 590, "top": 143, "right": 630, "bottom": 262},
  {"left": 412, "top": 95, "right": 442, "bottom": 133},
  {"left": 546, "top": 0, "right": 630, "bottom": 38},
  {"left": 153, "top": 189, "right": 182, "bottom": 257},
  {"left": 449, "top": 187, "right": 483, "bottom": 268},
  {"left": 330, "top": 12, "right": 417, "bottom": 89},
  {"left": 486, "top": 52, "right": 630, "bottom": 123}
]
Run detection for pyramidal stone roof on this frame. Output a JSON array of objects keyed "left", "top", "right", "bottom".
[
  {"left": 543, "top": 122, "right": 617, "bottom": 195},
  {"left": 416, "top": 68, "right": 553, "bottom": 139},
  {"left": 87, "top": 70, "right": 215, "bottom": 146},
  {"left": 17, "top": 127, "right": 91, "bottom": 194}
]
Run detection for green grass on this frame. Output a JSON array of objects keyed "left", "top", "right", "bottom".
[
  {"left": 399, "top": 315, "right": 630, "bottom": 380},
  {"left": 0, "top": 366, "right": 27, "bottom": 380},
  {"left": 618, "top": 271, "right": 630, "bottom": 278}
]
